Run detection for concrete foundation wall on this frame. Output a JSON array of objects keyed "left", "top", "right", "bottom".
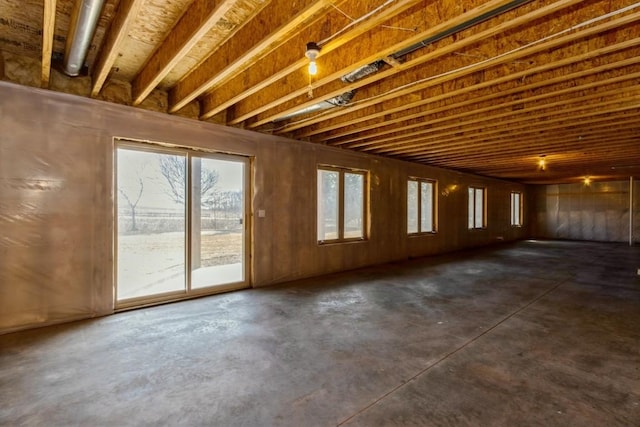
[
  {"left": 531, "top": 181, "right": 639, "bottom": 243},
  {"left": 0, "top": 82, "right": 528, "bottom": 333}
]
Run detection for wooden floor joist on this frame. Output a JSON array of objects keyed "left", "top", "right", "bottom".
[
  {"left": 344, "top": 79, "right": 640, "bottom": 150},
  {"left": 3, "top": 0, "right": 639, "bottom": 183},
  {"left": 305, "top": 48, "right": 640, "bottom": 142},
  {"left": 276, "top": 8, "right": 640, "bottom": 135}
]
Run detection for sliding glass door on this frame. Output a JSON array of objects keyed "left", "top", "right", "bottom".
[
  {"left": 116, "top": 142, "right": 249, "bottom": 307},
  {"left": 190, "top": 157, "right": 245, "bottom": 289}
]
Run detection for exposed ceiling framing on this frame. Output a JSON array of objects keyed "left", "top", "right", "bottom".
[{"left": 1, "top": 0, "right": 639, "bottom": 184}]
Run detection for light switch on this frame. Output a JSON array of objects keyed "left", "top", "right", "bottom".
[{"left": 258, "top": 209, "right": 266, "bottom": 218}]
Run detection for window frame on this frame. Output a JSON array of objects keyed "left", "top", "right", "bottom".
[
  {"left": 510, "top": 191, "right": 523, "bottom": 227},
  {"left": 114, "top": 138, "right": 251, "bottom": 310},
  {"left": 317, "top": 165, "right": 368, "bottom": 244},
  {"left": 468, "top": 186, "right": 486, "bottom": 230},
  {"left": 407, "top": 177, "right": 437, "bottom": 235}
]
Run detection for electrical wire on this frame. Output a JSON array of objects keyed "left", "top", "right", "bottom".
[
  {"left": 318, "top": 0, "right": 396, "bottom": 47},
  {"left": 274, "top": 2, "right": 640, "bottom": 133}
]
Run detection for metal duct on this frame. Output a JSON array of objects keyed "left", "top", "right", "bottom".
[
  {"left": 275, "top": 91, "right": 355, "bottom": 122},
  {"left": 338, "top": 0, "right": 533, "bottom": 85},
  {"left": 63, "top": 0, "right": 105, "bottom": 76},
  {"left": 341, "top": 61, "right": 385, "bottom": 83},
  {"left": 277, "top": 0, "right": 533, "bottom": 123},
  {"left": 391, "top": 0, "right": 533, "bottom": 60}
]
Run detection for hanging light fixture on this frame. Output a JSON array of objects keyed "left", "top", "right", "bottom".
[
  {"left": 583, "top": 176, "right": 592, "bottom": 186},
  {"left": 305, "top": 42, "right": 320, "bottom": 76},
  {"left": 537, "top": 155, "right": 547, "bottom": 171}
]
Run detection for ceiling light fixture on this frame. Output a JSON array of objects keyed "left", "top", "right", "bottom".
[
  {"left": 537, "top": 155, "right": 547, "bottom": 171},
  {"left": 305, "top": 42, "right": 320, "bottom": 76}
]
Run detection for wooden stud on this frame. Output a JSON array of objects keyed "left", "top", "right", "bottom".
[
  {"left": 199, "top": 0, "right": 423, "bottom": 120},
  {"left": 41, "top": 0, "right": 56, "bottom": 88},
  {"left": 382, "top": 56, "right": 402, "bottom": 67},
  {"left": 131, "top": 0, "right": 242, "bottom": 105},
  {"left": 169, "top": 0, "right": 340, "bottom": 113},
  {"left": 91, "top": 0, "right": 145, "bottom": 97},
  {"left": 375, "top": 102, "right": 640, "bottom": 157},
  {"left": 237, "top": 0, "right": 582, "bottom": 127},
  {"left": 271, "top": 8, "right": 639, "bottom": 134},
  {"left": 313, "top": 54, "right": 640, "bottom": 143},
  {"left": 343, "top": 72, "right": 640, "bottom": 150}
]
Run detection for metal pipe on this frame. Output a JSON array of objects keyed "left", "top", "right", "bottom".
[
  {"left": 63, "top": 0, "right": 105, "bottom": 76},
  {"left": 391, "top": 0, "right": 533, "bottom": 60},
  {"left": 278, "top": 0, "right": 533, "bottom": 123}
]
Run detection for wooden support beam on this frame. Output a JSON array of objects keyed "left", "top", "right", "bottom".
[
  {"left": 308, "top": 45, "right": 640, "bottom": 140},
  {"left": 274, "top": 4, "right": 638, "bottom": 134},
  {"left": 412, "top": 135, "right": 640, "bottom": 167},
  {"left": 414, "top": 146, "right": 640, "bottom": 175},
  {"left": 405, "top": 131, "right": 640, "bottom": 171},
  {"left": 385, "top": 112, "right": 640, "bottom": 156},
  {"left": 169, "top": 0, "right": 339, "bottom": 113},
  {"left": 382, "top": 56, "right": 402, "bottom": 67},
  {"left": 439, "top": 128, "right": 640, "bottom": 159},
  {"left": 231, "top": 0, "right": 533, "bottom": 126},
  {"left": 41, "top": 0, "right": 57, "bottom": 88},
  {"left": 415, "top": 133, "right": 640, "bottom": 164},
  {"left": 199, "top": 0, "right": 422, "bottom": 120},
  {"left": 340, "top": 69, "right": 640, "bottom": 149},
  {"left": 131, "top": 0, "right": 243, "bottom": 105},
  {"left": 372, "top": 100, "right": 640, "bottom": 156},
  {"left": 314, "top": 52, "right": 640, "bottom": 143},
  {"left": 360, "top": 84, "right": 640, "bottom": 153},
  {"left": 373, "top": 100, "right": 640, "bottom": 156},
  {"left": 92, "top": 0, "right": 145, "bottom": 97}
]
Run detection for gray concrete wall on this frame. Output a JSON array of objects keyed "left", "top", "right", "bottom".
[
  {"left": 531, "top": 181, "right": 638, "bottom": 243},
  {"left": 0, "top": 82, "right": 528, "bottom": 333}
]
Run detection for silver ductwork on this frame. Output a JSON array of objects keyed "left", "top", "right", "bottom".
[
  {"left": 275, "top": 91, "right": 355, "bottom": 122},
  {"left": 63, "top": 0, "right": 105, "bottom": 76},
  {"left": 340, "top": 0, "right": 533, "bottom": 84},
  {"left": 341, "top": 61, "right": 384, "bottom": 83},
  {"left": 276, "top": 0, "right": 533, "bottom": 124}
]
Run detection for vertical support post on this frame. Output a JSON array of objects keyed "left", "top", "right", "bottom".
[
  {"left": 192, "top": 157, "right": 201, "bottom": 269},
  {"left": 41, "top": 0, "right": 57, "bottom": 88}
]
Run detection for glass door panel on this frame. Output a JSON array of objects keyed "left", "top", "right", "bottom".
[
  {"left": 191, "top": 156, "right": 245, "bottom": 289},
  {"left": 116, "top": 148, "right": 187, "bottom": 301}
]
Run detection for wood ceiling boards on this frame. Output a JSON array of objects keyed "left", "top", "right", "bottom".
[{"left": 1, "top": 0, "right": 638, "bottom": 184}]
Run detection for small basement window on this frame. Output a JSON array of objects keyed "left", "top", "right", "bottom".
[
  {"left": 468, "top": 186, "right": 486, "bottom": 229},
  {"left": 407, "top": 178, "right": 437, "bottom": 234},
  {"left": 511, "top": 191, "right": 522, "bottom": 226},
  {"left": 317, "top": 166, "right": 368, "bottom": 243}
]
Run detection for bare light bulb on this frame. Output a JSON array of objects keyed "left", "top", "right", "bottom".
[
  {"left": 308, "top": 60, "right": 317, "bottom": 76},
  {"left": 305, "top": 42, "right": 320, "bottom": 77}
]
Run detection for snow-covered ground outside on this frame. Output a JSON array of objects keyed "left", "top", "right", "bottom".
[{"left": 117, "top": 231, "right": 243, "bottom": 300}]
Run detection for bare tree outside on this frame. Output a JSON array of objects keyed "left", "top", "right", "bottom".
[
  {"left": 118, "top": 167, "right": 146, "bottom": 232},
  {"left": 117, "top": 147, "right": 246, "bottom": 300},
  {"left": 159, "top": 156, "right": 219, "bottom": 206}
]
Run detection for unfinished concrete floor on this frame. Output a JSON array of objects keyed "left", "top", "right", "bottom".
[{"left": 1, "top": 240, "right": 639, "bottom": 426}]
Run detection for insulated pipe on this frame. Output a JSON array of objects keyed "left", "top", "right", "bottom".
[{"left": 63, "top": 0, "right": 105, "bottom": 76}]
